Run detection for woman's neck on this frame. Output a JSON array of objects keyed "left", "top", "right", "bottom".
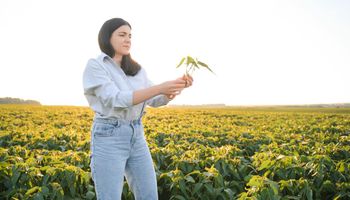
[{"left": 112, "top": 55, "right": 122, "bottom": 66}]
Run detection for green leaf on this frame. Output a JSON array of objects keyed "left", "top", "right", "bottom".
[
  {"left": 198, "top": 62, "right": 214, "bottom": 73},
  {"left": 88, "top": 184, "right": 94, "bottom": 191},
  {"left": 193, "top": 183, "right": 203, "bottom": 194},
  {"left": 173, "top": 195, "right": 187, "bottom": 200},
  {"left": 86, "top": 191, "right": 95, "bottom": 200},
  {"left": 186, "top": 56, "right": 195, "bottom": 66},
  {"left": 258, "top": 160, "right": 273, "bottom": 170},
  {"left": 306, "top": 189, "right": 313, "bottom": 200},
  {"left": 11, "top": 168, "right": 21, "bottom": 185},
  {"left": 320, "top": 180, "right": 335, "bottom": 192},
  {"left": 33, "top": 193, "right": 44, "bottom": 200},
  {"left": 176, "top": 57, "right": 186, "bottom": 68},
  {"left": 337, "top": 161, "right": 346, "bottom": 173},
  {"left": 203, "top": 172, "right": 213, "bottom": 177},
  {"left": 224, "top": 188, "right": 235, "bottom": 198},
  {"left": 268, "top": 180, "right": 279, "bottom": 195},
  {"left": 179, "top": 180, "right": 187, "bottom": 195},
  {"left": 41, "top": 186, "right": 50, "bottom": 195},
  {"left": 176, "top": 55, "right": 215, "bottom": 75},
  {"left": 25, "top": 186, "right": 40, "bottom": 196},
  {"left": 197, "top": 60, "right": 208, "bottom": 68},
  {"left": 184, "top": 175, "right": 195, "bottom": 183},
  {"left": 247, "top": 175, "right": 264, "bottom": 188},
  {"left": 192, "top": 61, "right": 199, "bottom": 69},
  {"left": 276, "top": 155, "right": 285, "bottom": 160},
  {"left": 204, "top": 184, "right": 214, "bottom": 194}
]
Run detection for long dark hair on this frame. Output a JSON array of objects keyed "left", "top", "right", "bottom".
[{"left": 98, "top": 18, "right": 141, "bottom": 76}]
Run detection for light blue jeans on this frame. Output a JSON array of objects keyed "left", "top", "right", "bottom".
[{"left": 90, "top": 117, "right": 158, "bottom": 200}]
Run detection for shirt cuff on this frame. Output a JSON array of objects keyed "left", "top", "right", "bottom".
[
  {"left": 161, "top": 95, "right": 171, "bottom": 105},
  {"left": 118, "top": 90, "right": 133, "bottom": 107}
]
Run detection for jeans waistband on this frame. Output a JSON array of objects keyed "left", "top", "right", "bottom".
[{"left": 93, "top": 117, "right": 142, "bottom": 126}]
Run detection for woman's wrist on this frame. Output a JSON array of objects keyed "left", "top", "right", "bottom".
[{"left": 152, "top": 84, "right": 164, "bottom": 95}]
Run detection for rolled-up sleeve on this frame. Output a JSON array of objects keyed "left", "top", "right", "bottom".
[
  {"left": 83, "top": 59, "right": 133, "bottom": 108},
  {"left": 144, "top": 70, "right": 170, "bottom": 107}
]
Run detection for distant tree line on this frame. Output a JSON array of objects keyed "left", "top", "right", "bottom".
[{"left": 0, "top": 97, "right": 41, "bottom": 105}]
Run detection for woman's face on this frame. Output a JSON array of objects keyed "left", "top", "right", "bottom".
[{"left": 110, "top": 25, "right": 131, "bottom": 57}]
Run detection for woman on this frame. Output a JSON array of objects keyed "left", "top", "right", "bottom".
[{"left": 82, "top": 18, "right": 193, "bottom": 200}]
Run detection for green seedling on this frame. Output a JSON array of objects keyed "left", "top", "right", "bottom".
[{"left": 176, "top": 56, "right": 214, "bottom": 76}]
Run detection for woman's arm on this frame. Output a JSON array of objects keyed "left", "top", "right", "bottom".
[
  {"left": 133, "top": 79, "right": 186, "bottom": 105},
  {"left": 143, "top": 75, "right": 193, "bottom": 107},
  {"left": 83, "top": 59, "right": 186, "bottom": 108}
]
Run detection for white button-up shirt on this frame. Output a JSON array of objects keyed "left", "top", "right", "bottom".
[{"left": 83, "top": 52, "right": 170, "bottom": 120}]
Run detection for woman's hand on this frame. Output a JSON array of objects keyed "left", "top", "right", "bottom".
[
  {"left": 159, "top": 79, "right": 186, "bottom": 96},
  {"left": 182, "top": 74, "right": 193, "bottom": 88},
  {"left": 133, "top": 79, "right": 185, "bottom": 105},
  {"left": 160, "top": 75, "right": 193, "bottom": 100},
  {"left": 166, "top": 94, "right": 176, "bottom": 100}
]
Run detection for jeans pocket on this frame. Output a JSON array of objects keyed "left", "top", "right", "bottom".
[{"left": 93, "top": 123, "right": 118, "bottom": 137}]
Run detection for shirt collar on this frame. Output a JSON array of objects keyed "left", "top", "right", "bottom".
[
  {"left": 98, "top": 52, "right": 113, "bottom": 62},
  {"left": 98, "top": 52, "right": 123, "bottom": 69}
]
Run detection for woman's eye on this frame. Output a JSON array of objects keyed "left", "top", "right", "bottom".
[{"left": 118, "top": 33, "right": 131, "bottom": 39}]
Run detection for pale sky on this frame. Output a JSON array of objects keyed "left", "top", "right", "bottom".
[{"left": 1, "top": 0, "right": 349, "bottom": 106}]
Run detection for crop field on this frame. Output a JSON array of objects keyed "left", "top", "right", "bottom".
[{"left": 0, "top": 105, "right": 350, "bottom": 199}]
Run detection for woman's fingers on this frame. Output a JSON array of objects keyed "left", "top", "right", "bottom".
[
  {"left": 166, "top": 90, "right": 182, "bottom": 100},
  {"left": 186, "top": 79, "right": 192, "bottom": 87},
  {"left": 184, "top": 74, "right": 193, "bottom": 81},
  {"left": 169, "top": 89, "right": 182, "bottom": 94},
  {"left": 161, "top": 78, "right": 189, "bottom": 96},
  {"left": 174, "top": 79, "right": 186, "bottom": 85},
  {"left": 181, "top": 74, "right": 193, "bottom": 88},
  {"left": 172, "top": 79, "right": 186, "bottom": 89},
  {"left": 167, "top": 94, "right": 175, "bottom": 99}
]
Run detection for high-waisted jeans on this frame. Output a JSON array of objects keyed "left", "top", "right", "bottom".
[{"left": 90, "top": 117, "right": 158, "bottom": 200}]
